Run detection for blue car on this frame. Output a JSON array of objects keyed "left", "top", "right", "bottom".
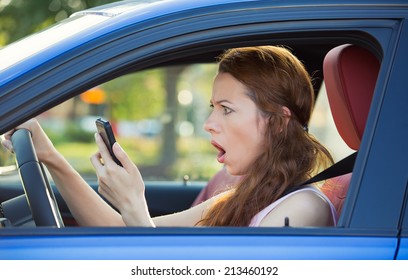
[{"left": 0, "top": 0, "right": 407, "bottom": 260}]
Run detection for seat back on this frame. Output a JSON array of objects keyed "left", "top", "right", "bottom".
[{"left": 321, "top": 44, "right": 380, "bottom": 214}]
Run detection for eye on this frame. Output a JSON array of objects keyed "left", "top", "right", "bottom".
[{"left": 222, "top": 106, "right": 233, "bottom": 115}]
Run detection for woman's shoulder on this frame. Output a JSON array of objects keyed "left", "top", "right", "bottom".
[{"left": 252, "top": 186, "right": 337, "bottom": 227}]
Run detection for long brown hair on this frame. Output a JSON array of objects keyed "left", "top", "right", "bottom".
[{"left": 198, "top": 46, "right": 333, "bottom": 226}]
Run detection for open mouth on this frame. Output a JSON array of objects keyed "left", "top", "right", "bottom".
[{"left": 211, "top": 141, "right": 226, "bottom": 163}]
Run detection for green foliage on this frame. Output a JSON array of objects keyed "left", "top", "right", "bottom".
[
  {"left": 118, "top": 137, "right": 161, "bottom": 166},
  {"left": 0, "top": 147, "right": 14, "bottom": 167},
  {"left": 64, "top": 123, "right": 95, "bottom": 143},
  {"left": 43, "top": 121, "right": 93, "bottom": 145},
  {"left": 169, "top": 137, "right": 220, "bottom": 181},
  {"left": 56, "top": 141, "right": 98, "bottom": 175},
  {"left": 0, "top": 0, "right": 116, "bottom": 46},
  {"left": 103, "top": 69, "right": 166, "bottom": 120}
]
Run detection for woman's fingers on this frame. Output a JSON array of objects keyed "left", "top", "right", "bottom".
[
  {"left": 1, "top": 128, "right": 17, "bottom": 152},
  {"left": 1, "top": 119, "right": 57, "bottom": 163},
  {"left": 94, "top": 133, "right": 116, "bottom": 167},
  {"left": 94, "top": 132, "right": 138, "bottom": 174},
  {"left": 112, "top": 142, "right": 137, "bottom": 173},
  {"left": 90, "top": 151, "right": 103, "bottom": 170},
  {"left": 92, "top": 132, "right": 146, "bottom": 214},
  {"left": 1, "top": 137, "right": 13, "bottom": 153}
]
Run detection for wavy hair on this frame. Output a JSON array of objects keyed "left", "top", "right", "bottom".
[{"left": 197, "top": 46, "right": 333, "bottom": 226}]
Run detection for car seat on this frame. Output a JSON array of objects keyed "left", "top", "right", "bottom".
[{"left": 320, "top": 44, "right": 380, "bottom": 214}]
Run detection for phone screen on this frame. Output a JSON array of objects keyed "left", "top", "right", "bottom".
[{"left": 95, "top": 118, "right": 122, "bottom": 166}]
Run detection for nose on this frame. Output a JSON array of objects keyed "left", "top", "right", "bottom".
[{"left": 203, "top": 111, "right": 218, "bottom": 134}]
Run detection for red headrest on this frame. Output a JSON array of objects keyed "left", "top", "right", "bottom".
[{"left": 323, "top": 44, "right": 380, "bottom": 150}]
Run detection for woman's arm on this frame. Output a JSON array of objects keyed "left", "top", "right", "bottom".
[
  {"left": 257, "top": 190, "right": 334, "bottom": 227},
  {"left": 2, "top": 119, "right": 124, "bottom": 226},
  {"left": 153, "top": 195, "right": 218, "bottom": 227}
]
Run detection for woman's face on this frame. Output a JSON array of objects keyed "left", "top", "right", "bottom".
[{"left": 204, "top": 72, "right": 268, "bottom": 176}]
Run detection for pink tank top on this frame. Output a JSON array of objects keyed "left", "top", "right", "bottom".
[{"left": 249, "top": 186, "right": 338, "bottom": 227}]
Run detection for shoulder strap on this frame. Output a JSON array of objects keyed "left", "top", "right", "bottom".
[
  {"left": 301, "top": 151, "right": 357, "bottom": 186},
  {"left": 281, "top": 151, "right": 357, "bottom": 197}
]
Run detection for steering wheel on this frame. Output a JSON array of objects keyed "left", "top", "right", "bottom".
[{"left": 11, "top": 129, "right": 64, "bottom": 227}]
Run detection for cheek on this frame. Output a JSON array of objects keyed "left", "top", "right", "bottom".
[
  {"left": 233, "top": 119, "right": 266, "bottom": 155},
  {"left": 228, "top": 131, "right": 264, "bottom": 176}
]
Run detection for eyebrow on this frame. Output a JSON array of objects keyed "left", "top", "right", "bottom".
[{"left": 211, "top": 99, "right": 233, "bottom": 105}]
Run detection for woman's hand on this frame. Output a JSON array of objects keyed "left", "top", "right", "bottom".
[
  {"left": 90, "top": 133, "right": 154, "bottom": 226},
  {"left": 1, "top": 118, "right": 57, "bottom": 164}
]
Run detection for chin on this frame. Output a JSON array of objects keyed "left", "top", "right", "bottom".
[{"left": 225, "top": 165, "right": 246, "bottom": 177}]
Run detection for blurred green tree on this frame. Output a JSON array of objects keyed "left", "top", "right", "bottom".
[{"left": 0, "top": 0, "right": 115, "bottom": 46}]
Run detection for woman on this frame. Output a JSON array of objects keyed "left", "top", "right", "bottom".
[{"left": 1, "top": 46, "right": 336, "bottom": 227}]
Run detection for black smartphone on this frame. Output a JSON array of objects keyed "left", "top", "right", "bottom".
[{"left": 95, "top": 118, "right": 122, "bottom": 166}]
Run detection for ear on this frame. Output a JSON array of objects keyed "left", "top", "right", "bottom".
[{"left": 282, "top": 106, "right": 292, "bottom": 125}]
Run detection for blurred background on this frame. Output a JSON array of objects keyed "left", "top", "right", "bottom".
[
  {"left": 0, "top": 0, "right": 114, "bottom": 45},
  {"left": 0, "top": 0, "right": 353, "bottom": 182}
]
